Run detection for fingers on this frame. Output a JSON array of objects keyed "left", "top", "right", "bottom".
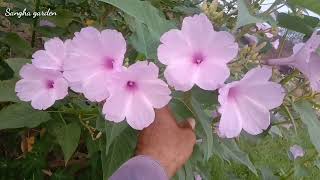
[
  {"left": 154, "top": 105, "right": 178, "bottom": 126},
  {"left": 178, "top": 118, "right": 196, "bottom": 130}
]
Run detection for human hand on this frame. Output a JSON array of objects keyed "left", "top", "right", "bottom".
[{"left": 136, "top": 106, "right": 196, "bottom": 178}]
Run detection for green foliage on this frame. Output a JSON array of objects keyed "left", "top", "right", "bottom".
[
  {"left": 294, "top": 100, "right": 320, "bottom": 153},
  {"left": 289, "top": 0, "right": 320, "bottom": 15},
  {"left": 54, "top": 122, "right": 81, "bottom": 164},
  {"left": 100, "top": 0, "right": 175, "bottom": 39},
  {"left": 0, "top": 103, "right": 51, "bottom": 129},
  {"left": 277, "top": 13, "right": 319, "bottom": 35},
  {"left": 100, "top": 0, "right": 175, "bottom": 59},
  {"left": 5, "top": 58, "right": 31, "bottom": 76},
  {"left": 213, "top": 137, "right": 257, "bottom": 175},
  {"left": 0, "top": 60, "right": 14, "bottom": 80},
  {"left": 100, "top": 127, "right": 137, "bottom": 179},
  {"left": 0, "top": 79, "right": 19, "bottom": 102},
  {"left": 0, "top": 33, "right": 32, "bottom": 56},
  {"left": 236, "top": 0, "right": 264, "bottom": 28}
]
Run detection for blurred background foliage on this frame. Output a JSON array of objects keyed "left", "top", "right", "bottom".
[{"left": 0, "top": 0, "right": 320, "bottom": 179}]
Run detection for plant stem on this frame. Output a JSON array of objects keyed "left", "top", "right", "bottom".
[
  {"left": 58, "top": 112, "right": 67, "bottom": 125},
  {"left": 282, "top": 105, "right": 297, "bottom": 135},
  {"left": 31, "top": 0, "right": 41, "bottom": 48},
  {"left": 280, "top": 70, "right": 299, "bottom": 85}
]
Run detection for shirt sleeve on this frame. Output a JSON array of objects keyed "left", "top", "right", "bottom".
[{"left": 110, "top": 155, "right": 168, "bottom": 180}]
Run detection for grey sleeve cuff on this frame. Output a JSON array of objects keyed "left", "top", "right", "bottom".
[{"left": 110, "top": 155, "right": 168, "bottom": 180}]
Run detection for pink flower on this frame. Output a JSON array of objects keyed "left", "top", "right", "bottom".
[
  {"left": 157, "top": 14, "right": 238, "bottom": 91},
  {"left": 294, "top": 31, "right": 320, "bottom": 63},
  {"left": 102, "top": 61, "right": 171, "bottom": 130},
  {"left": 290, "top": 145, "right": 304, "bottom": 160},
  {"left": 32, "top": 37, "right": 69, "bottom": 71},
  {"left": 267, "top": 32, "right": 320, "bottom": 91},
  {"left": 63, "top": 27, "right": 126, "bottom": 101},
  {"left": 15, "top": 64, "right": 68, "bottom": 110},
  {"left": 218, "top": 67, "right": 285, "bottom": 138},
  {"left": 195, "top": 175, "right": 202, "bottom": 180}
]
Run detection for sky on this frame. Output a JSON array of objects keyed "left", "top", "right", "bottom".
[{"left": 260, "top": 0, "right": 320, "bottom": 18}]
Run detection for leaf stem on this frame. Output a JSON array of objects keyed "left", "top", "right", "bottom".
[{"left": 282, "top": 105, "right": 297, "bottom": 134}]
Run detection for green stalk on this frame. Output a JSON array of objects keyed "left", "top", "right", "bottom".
[{"left": 31, "top": 0, "right": 41, "bottom": 48}]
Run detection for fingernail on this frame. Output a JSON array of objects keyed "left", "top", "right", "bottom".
[{"left": 187, "top": 118, "right": 196, "bottom": 130}]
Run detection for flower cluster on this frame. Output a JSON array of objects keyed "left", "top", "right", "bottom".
[
  {"left": 158, "top": 14, "right": 285, "bottom": 138},
  {"left": 16, "top": 14, "right": 319, "bottom": 138},
  {"left": 16, "top": 28, "right": 171, "bottom": 130}
]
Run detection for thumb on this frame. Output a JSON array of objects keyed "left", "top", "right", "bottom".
[{"left": 179, "top": 118, "right": 196, "bottom": 130}]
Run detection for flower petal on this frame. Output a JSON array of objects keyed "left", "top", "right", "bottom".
[
  {"left": 158, "top": 29, "right": 191, "bottom": 65},
  {"left": 71, "top": 27, "right": 104, "bottom": 58},
  {"left": 181, "top": 14, "right": 215, "bottom": 50},
  {"left": 53, "top": 78, "right": 69, "bottom": 100},
  {"left": 237, "top": 82, "right": 285, "bottom": 109},
  {"left": 15, "top": 80, "right": 44, "bottom": 101},
  {"left": 205, "top": 31, "right": 238, "bottom": 63},
  {"left": 241, "top": 66, "right": 272, "bottom": 83},
  {"left": 219, "top": 102, "right": 242, "bottom": 138},
  {"left": 20, "top": 64, "right": 61, "bottom": 80},
  {"left": 128, "top": 61, "right": 159, "bottom": 80},
  {"left": 31, "top": 91, "right": 55, "bottom": 110},
  {"left": 195, "top": 62, "right": 230, "bottom": 90},
  {"left": 164, "top": 62, "right": 196, "bottom": 91},
  {"left": 103, "top": 88, "right": 130, "bottom": 123},
  {"left": 100, "top": 29, "right": 126, "bottom": 65},
  {"left": 237, "top": 95, "right": 270, "bottom": 135},
  {"left": 140, "top": 80, "right": 171, "bottom": 108},
  {"left": 82, "top": 72, "right": 110, "bottom": 102},
  {"left": 126, "top": 94, "right": 155, "bottom": 130}
]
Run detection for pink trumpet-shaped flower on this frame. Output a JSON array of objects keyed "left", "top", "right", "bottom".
[
  {"left": 290, "top": 145, "right": 305, "bottom": 160},
  {"left": 63, "top": 27, "right": 126, "bottom": 101},
  {"left": 218, "top": 67, "right": 285, "bottom": 138},
  {"left": 32, "top": 37, "right": 69, "bottom": 71},
  {"left": 15, "top": 64, "right": 68, "bottom": 110},
  {"left": 102, "top": 61, "right": 171, "bottom": 130},
  {"left": 267, "top": 32, "right": 320, "bottom": 92},
  {"left": 157, "top": 14, "right": 238, "bottom": 91}
]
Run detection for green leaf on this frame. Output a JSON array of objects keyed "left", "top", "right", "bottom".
[
  {"left": 293, "top": 100, "right": 320, "bottom": 153},
  {"left": 259, "top": 167, "right": 279, "bottom": 180},
  {"left": 127, "top": 19, "right": 159, "bottom": 59},
  {"left": 236, "top": 0, "right": 265, "bottom": 28},
  {"left": 213, "top": 137, "right": 258, "bottom": 175},
  {"left": 104, "top": 121, "right": 128, "bottom": 155},
  {"left": 0, "top": 103, "right": 51, "bottom": 130},
  {"left": 0, "top": 60, "right": 14, "bottom": 80},
  {"left": 5, "top": 58, "right": 30, "bottom": 76},
  {"left": 0, "top": 33, "right": 32, "bottom": 56},
  {"left": 289, "top": 0, "right": 320, "bottom": 15},
  {"left": 99, "top": 0, "right": 175, "bottom": 39},
  {"left": 191, "top": 86, "right": 218, "bottom": 108},
  {"left": 294, "top": 163, "right": 310, "bottom": 178},
  {"left": 46, "top": 9, "right": 74, "bottom": 28},
  {"left": 0, "top": 79, "right": 19, "bottom": 102},
  {"left": 55, "top": 122, "right": 81, "bottom": 164},
  {"left": 190, "top": 97, "right": 214, "bottom": 161},
  {"left": 100, "top": 127, "right": 137, "bottom": 179},
  {"left": 277, "top": 13, "right": 319, "bottom": 35}
]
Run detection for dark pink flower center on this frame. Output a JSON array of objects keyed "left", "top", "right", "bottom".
[
  {"left": 104, "top": 58, "right": 115, "bottom": 70},
  {"left": 46, "top": 80, "right": 54, "bottom": 89},
  {"left": 228, "top": 88, "right": 238, "bottom": 100},
  {"left": 126, "top": 81, "right": 137, "bottom": 91},
  {"left": 192, "top": 53, "right": 204, "bottom": 65}
]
